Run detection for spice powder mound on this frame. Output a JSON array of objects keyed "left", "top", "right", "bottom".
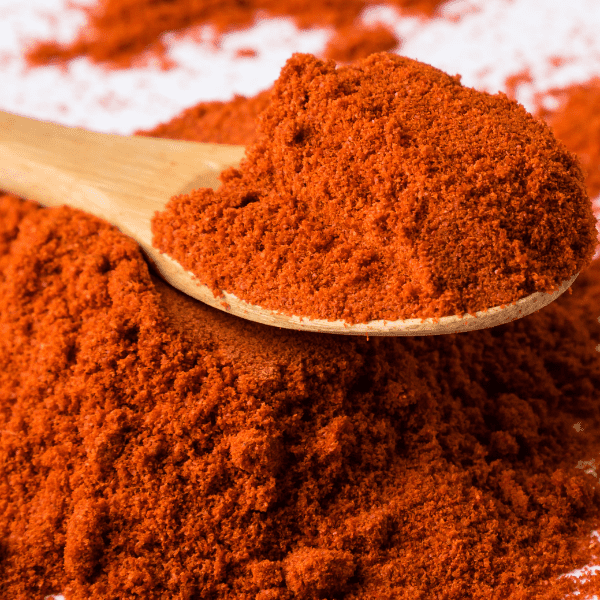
[
  {"left": 152, "top": 52, "right": 597, "bottom": 324},
  {"left": 2, "top": 89, "right": 600, "bottom": 600}
]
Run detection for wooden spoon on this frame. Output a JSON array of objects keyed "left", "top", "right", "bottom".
[{"left": 0, "top": 110, "right": 577, "bottom": 336}]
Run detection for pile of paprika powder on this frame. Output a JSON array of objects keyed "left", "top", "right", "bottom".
[
  {"left": 1, "top": 73, "right": 600, "bottom": 599},
  {"left": 152, "top": 52, "right": 597, "bottom": 324}
]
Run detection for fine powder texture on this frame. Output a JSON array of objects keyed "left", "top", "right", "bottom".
[
  {"left": 537, "top": 77, "right": 600, "bottom": 199},
  {"left": 26, "top": 0, "right": 444, "bottom": 68},
  {"left": 2, "top": 90, "right": 600, "bottom": 600},
  {"left": 152, "top": 52, "right": 598, "bottom": 324}
]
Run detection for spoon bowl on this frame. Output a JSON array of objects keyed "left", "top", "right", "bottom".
[{"left": 0, "top": 110, "right": 577, "bottom": 336}]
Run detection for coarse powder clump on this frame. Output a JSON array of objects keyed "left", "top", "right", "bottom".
[{"left": 152, "top": 52, "right": 597, "bottom": 324}]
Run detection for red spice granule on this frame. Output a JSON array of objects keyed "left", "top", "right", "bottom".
[
  {"left": 25, "top": 0, "right": 448, "bottom": 69},
  {"left": 324, "top": 23, "right": 401, "bottom": 62},
  {"left": 152, "top": 52, "right": 597, "bottom": 324},
  {"left": 537, "top": 77, "right": 600, "bottom": 198},
  {"left": 549, "top": 55, "right": 568, "bottom": 68},
  {"left": 235, "top": 47, "right": 258, "bottom": 59}
]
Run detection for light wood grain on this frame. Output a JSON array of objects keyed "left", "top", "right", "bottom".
[{"left": 0, "top": 110, "right": 577, "bottom": 336}]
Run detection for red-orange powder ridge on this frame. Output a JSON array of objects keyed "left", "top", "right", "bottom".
[
  {"left": 136, "top": 91, "right": 271, "bottom": 145},
  {"left": 152, "top": 52, "right": 598, "bottom": 324}
]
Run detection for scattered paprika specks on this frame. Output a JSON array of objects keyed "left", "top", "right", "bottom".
[
  {"left": 1, "top": 71, "right": 600, "bottom": 599},
  {"left": 152, "top": 52, "right": 597, "bottom": 324},
  {"left": 549, "top": 55, "right": 569, "bottom": 68},
  {"left": 25, "top": 0, "right": 448, "bottom": 69},
  {"left": 234, "top": 47, "right": 258, "bottom": 59}
]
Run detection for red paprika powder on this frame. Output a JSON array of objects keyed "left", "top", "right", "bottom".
[
  {"left": 1, "top": 81, "right": 600, "bottom": 599},
  {"left": 152, "top": 52, "right": 597, "bottom": 325},
  {"left": 323, "top": 23, "right": 400, "bottom": 62},
  {"left": 138, "top": 91, "right": 272, "bottom": 145},
  {"left": 26, "top": 0, "right": 444, "bottom": 68},
  {"left": 537, "top": 76, "right": 600, "bottom": 199}
]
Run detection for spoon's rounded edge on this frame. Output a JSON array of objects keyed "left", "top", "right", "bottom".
[{"left": 145, "top": 245, "right": 578, "bottom": 336}]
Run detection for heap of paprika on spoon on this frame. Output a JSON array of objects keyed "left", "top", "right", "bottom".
[{"left": 0, "top": 53, "right": 596, "bottom": 336}]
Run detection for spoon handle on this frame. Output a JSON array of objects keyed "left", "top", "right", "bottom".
[{"left": 0, "top": 110, "right": 245, "bottom": 249}]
